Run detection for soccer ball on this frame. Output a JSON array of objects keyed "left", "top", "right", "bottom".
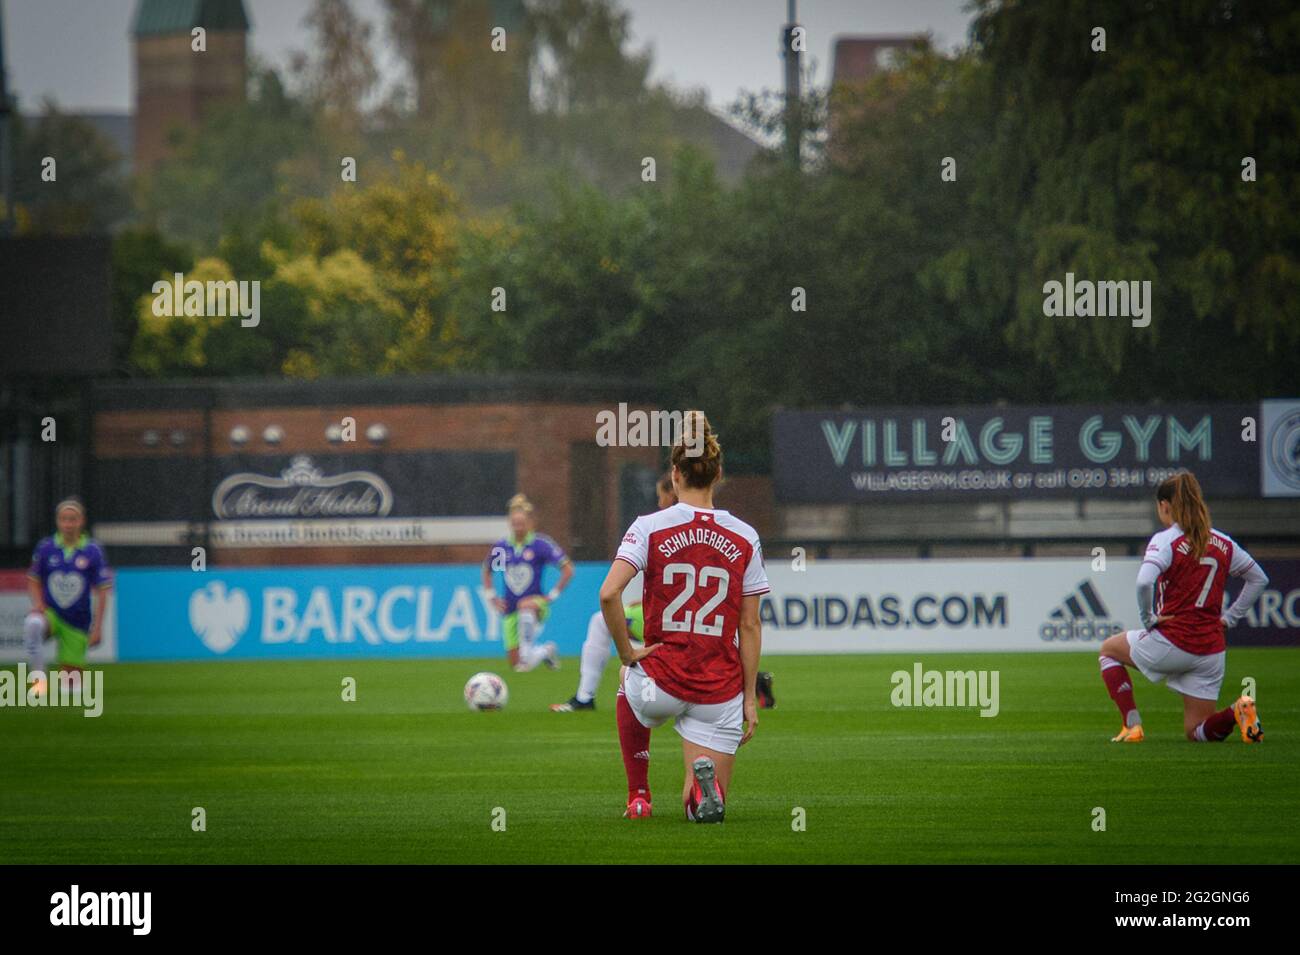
[{"left": 464, "top": 672, "right": 508, "bottom": 711}]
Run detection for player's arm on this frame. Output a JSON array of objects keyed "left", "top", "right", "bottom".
[
  {"left": 1135, "top": 561, "right": 1161, "bottom": 629},
  {"left": 88, "top": 546, "right": 113, "bottom": 647},
  {"left": 1137, "top": 533, "right": 1171, "bottom": 629},
  {"left": 27, "top": 543, "right": 46, "bottom": 612},
  {"left": 600, "top": 558, "right": 654, "bottom": 666},
  {"left": 89, "top": 581, "right": 112, "bottom": 647},
  {"left": 480, "top": 548, "right": 505, "bottom": 613},
  {"left": 1223, "top": 546, "right": 1268, "bottom": 628},
  {"left": 739, "top": 594, "right": 762, "bottom": 745},
  {"left": 27, "top": 574, "right": 46, "bottom": 614},
  {"left": 547, "top": 558, "right": 574, "bottom": 602}
]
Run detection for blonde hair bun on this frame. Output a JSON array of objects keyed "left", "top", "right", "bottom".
[{"left": 672, "top": 410, "right": 723, "bottom": 489}]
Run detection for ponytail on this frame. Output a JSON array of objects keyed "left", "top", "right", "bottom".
[
  {"left": 672, "top": 411, "right": 723, "bottom": 490},
  {"left": 1156, "top": 472, "right": 1211, "bottom": 559}
]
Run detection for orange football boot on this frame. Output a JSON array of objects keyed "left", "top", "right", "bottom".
[
  {"left": 1232, "top": 695, "right": 1263, "bottom": 743},
  {"left": 1111, "top": 724, "right": 1144, "bottom": 743}
]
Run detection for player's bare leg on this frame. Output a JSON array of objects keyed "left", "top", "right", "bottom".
[
  {"left": 1099, "top": 633, "right": 1133, "bottom": 666},
  {"left": 680, "top": 740, "right": 733, "bottom": 823},
  {"left": 1182, "top": 695, "right": 1219, "bottom": 740},
  {"left": 1099, "top": 631, "right": 1142, "bottom": 742}
]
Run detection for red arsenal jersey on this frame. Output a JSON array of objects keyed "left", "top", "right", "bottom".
[
  {"left": 1142, "top": 524, "right": 1257, "bottom": 655},
  {"left": 615, "top": 504, "right": 769, "bottom": 703}
]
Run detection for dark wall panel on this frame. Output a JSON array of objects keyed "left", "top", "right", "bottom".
[{"left": 0, "top": 237, "right": 113, "bottom": 376}]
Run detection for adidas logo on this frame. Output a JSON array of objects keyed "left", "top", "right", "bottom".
[
  {"left": 1040, "top": 580, "right": 1125, "bottom": 642},
  {"left": 634, "top": 750, "right": 650, "bottom": 761}
]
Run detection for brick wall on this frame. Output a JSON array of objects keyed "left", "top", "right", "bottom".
[
  {"left": 94, "top": 401, "right": 659, "bottom": 566},
  {"left": 714, "top": 474, "right": 775, "bottom": 540},
  {"left": 134, "top": 31, "right": 246, "bottom": 172}
]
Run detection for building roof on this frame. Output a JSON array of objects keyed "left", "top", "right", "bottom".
[
  {"left": 132, "top": 0, "right": 250, "bottom": 37},
  {"left": 23, "top": 112, "right": 134, "bottom": 170},
  {"left": 831, "top": 35, "right": 924, "bottom": 87},
  {"left": 678, "top": 106, "right": 764, "bottom": 184}
]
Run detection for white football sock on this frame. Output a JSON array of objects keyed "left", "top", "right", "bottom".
[
  {"left": 576, "top": 612, "right": 613, "bottom": 703},
  {"left": 516, "top": 610, "right": 549, "bottom": 669},
  {"left": 518, "top": 608, "right": 538, "bottom": 646},
  {"left": 24, "top": 612, "right": 47, "bottom": 677},
  {"left": 519, "top": 641, "right": 550, "bottom": 670}
]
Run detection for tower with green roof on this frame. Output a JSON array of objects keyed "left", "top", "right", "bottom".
[{"left": 132, "top": 0, "right": 250, "bottom": 172}]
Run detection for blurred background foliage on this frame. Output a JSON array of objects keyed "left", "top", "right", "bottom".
[{"left": 8, "top": 0, "right": 1299, "bottom": 471}]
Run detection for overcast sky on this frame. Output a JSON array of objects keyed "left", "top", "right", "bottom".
[{"left": 4, "top": 0, "right": 975, "bottom": 114}]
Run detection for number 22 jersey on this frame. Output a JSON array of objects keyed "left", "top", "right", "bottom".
[{"left": 615, "top": 503, "right": 769, "bottom": 704}]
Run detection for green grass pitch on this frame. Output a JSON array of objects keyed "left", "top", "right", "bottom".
[{"left": 2, "top": 650, "right": 1297, "bottom": 864}]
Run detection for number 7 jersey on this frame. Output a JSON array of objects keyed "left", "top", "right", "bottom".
[
  {"left": 615, "top": 503, "right": 770, "bottom": 703},
  {"left": 1143, "top": 524, "right": 1258, "bottom": 654}
]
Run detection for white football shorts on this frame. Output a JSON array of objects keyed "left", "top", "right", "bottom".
[
  {"left": 1125, "top": 628, "right": 1225, "bottom": 701},
  {"left": 622, "top": 664, "right": 744, "bottom": 755}
]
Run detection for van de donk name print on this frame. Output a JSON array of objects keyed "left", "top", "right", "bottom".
[{"left": 773, "top": 404, "right": 1260, "bottom": 503}]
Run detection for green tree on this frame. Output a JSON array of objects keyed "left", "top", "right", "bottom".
[
  {"left": 526, "top": 0, "right": 703, "bottom": 192},
  {"left": 284, "top": 158, "right": 473, "bottom": 372},
  {"left": 10, "top": 101, "right": 130, "bottom": 234},
  {"left": 140, "top": 66, "right": 325, "bottom": 250},
  {"left": 968, "top": 0, "right": 1300, "bottom": 397},
  {"left": 111, "top": 228, "right": 193, "bottom": 374},
  {"left": 291, "top": 0, "right": 380, "bottom": 136}
]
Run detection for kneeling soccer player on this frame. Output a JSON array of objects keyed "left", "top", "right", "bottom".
[
  {"left": 481, "top": 494, "right": 573, "bottom": 673},
  {"left": 25, "top": 498, "right": 113, "bottom": 697},
  {"left": 1097, "top": 472, "right": 1267, "bottom": 743},
  {"left": 600, "top": 412, "right": 768, "bottom": 822},
  {"left": 552, "top": 466, "right": 776, "bottom": 715}
]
